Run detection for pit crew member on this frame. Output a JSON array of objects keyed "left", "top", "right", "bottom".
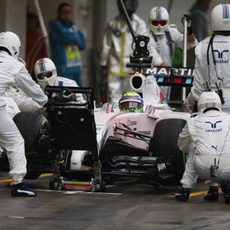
[
  {"left": 185, "top": 4, "right": 230, "bottom": 114},
  {"left": 0, "top": 31, "right": 49, "bottom": 196},
  {"left": 146, "top": 6, "right": 198, "bottom": 101},
  {"left": 175, "top": 91, "right": 230, "bottom": 203},
  {"left": 34, "top": 57, "right": 84, "bottom": 103}
]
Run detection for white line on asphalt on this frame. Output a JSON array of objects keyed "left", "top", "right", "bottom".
[
  {"left": 6, "top": 216, "right": 25, "bottom": 219},
  {"left": 36, "top": 189, "right": 122, "bottom": 196}
]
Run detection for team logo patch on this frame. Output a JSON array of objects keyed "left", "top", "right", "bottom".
[{"left": 205, "top": 120, "right": 222, "bottom": 132}]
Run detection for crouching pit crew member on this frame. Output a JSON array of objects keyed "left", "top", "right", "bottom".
[{"left": 175, "top": 91, "right": 230, "bottom": 203}]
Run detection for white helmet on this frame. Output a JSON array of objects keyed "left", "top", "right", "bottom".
[
  {"left": 211, "top": 4, "right": 230, "bottom": 32},
  {"left": 0, "top": 31, "right": 21, "bottom": 57},
  {"left": 149, "top": 7, "right": 169, "bottom": 35},
  {"left": 34, "top": 58, "right": 57, "bottom": 90},
  {"left": 197, "top": 91, "right": 222, "bottom": 113}
]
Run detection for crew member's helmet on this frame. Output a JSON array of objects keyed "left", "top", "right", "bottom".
[
  {"left": 211, "top": 4, "right": 230, "bottom": 32},
  {"left": 34, "top": 58, "right": 57, "bottom": 90},
  {"left": 0, "top": 31, "right": 21, "bottom": 57},
  {"left": 119, "top": 91, "right": 143, "bottom": 112},
  {"left": 197, "top": 91, "right": 222, "bottom": 113},
  {"left": 149, "top": 7, "right": 169, "bottom": 35}
]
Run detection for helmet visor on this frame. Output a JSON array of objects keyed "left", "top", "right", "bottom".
[
  {"left": 120, "top": 101, "right": 142, "bottom": 112},
  {"left": 151, "top": 20, "right": 167, "bottom": 27},
  {"left": 37, "top": 71, "right": 53, "bottom": 80}
]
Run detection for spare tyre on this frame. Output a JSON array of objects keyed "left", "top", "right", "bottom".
[{"left": 151, "top": 118, "right": 186, "bottom": 185}]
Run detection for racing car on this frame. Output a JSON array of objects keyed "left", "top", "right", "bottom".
[{"left": 95, "top": 66, "right": 193, "bottom": 186}]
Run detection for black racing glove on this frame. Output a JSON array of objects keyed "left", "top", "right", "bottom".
[
  {"left": 43, "top": 97, "right": 55, "bottom": 108},
  {"left": 43, "top": 94, "right": 72, "bottom": 108},
  {"left": 182, "top": 14, "right": 193, "bottom": 35}
]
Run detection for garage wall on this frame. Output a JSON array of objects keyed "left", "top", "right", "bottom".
[
  {"left": 0, "top": 1, "right": 7, "bottom": 32},
  {"left": 0, "top": 0, "right": 27, "bottom": 58},
  {"left": 105, "top": 0, "right": 223, "bottom": 32}
]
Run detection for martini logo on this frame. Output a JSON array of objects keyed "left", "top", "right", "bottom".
[{"left": 143, "top": 67, "right": 194, "bottom": 77}]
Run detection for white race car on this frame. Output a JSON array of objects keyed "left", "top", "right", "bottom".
[{"left": 93, "top": 68, "right": 192, "bottom": 186}]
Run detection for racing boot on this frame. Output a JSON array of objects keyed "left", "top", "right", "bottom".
[
  {"left": 175, "top": 187, "right": 191, "bottom": 201},
  {"left": 221, "top": 181, "right": 230, "bottom": 204},
  {"left": 11, "top": 182, "right": 37, "bottom": 197},
  {"left": 203, "top": 186, "right": 219, "bottom": 201}
]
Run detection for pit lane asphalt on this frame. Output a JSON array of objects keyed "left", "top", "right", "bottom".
[{"left": 0, "top": 174, "right": 230, "bottom": 230}]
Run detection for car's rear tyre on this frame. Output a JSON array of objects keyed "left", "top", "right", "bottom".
[
  {"left": 151, "top": 118, "right": 186, "bottom": 185},
  {"left": 13, "top": 111, "right": 49, "bottom": 153},
  {"left": 13, "top": 112, "right": 50, "bottom": 178}
]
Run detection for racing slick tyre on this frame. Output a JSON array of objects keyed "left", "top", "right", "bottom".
[
  {"left": 151, "top": 118, "right": 186, "bottom": 186},
  {"left": 13, "top": 112, "right": 50, "bottom": 179},
  {"left": 13, "top": 111, "right": 50, "bottom": 154}
]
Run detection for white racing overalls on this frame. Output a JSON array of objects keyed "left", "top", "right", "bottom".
[
  {"left": 6, "top": 76, "right": 85, "bottom": 112},
  {"left": 186, "top": 35, "right": 230, "bottom": 113},
  {"left": 0, "top": 50, "right": 48, "bottom": 182},
  {"left": 178, "top": 110, "right": 230, "bottom": 188}
]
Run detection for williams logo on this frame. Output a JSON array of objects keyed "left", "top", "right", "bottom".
[
  {"left": 205, "top": 120, "right": 222, "bottom": 132},
  {"left": 213, "top": 49, "right": 229, "bottom": 63}
]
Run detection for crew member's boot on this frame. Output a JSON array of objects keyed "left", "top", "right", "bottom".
[
  {"left": 175, "top": 187, "right": 191, "bottom": 201},
  {"left": 221, "top": 181, "right": 230, "bottom": 204},
  {"left": 203, "top": 186, "right": 219, "bottom": 201}
]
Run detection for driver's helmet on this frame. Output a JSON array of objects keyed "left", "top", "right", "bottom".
[{"left": 119, "top": 91, "right": 143, "bottom": 112}]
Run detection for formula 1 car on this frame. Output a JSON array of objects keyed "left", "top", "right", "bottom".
[{"left": 94, "top": 66, "right": 193, "bottom": 186}]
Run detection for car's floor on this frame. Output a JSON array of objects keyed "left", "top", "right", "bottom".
[{"left": 0, "top": 173, "right": 229, "bottom": 230}]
